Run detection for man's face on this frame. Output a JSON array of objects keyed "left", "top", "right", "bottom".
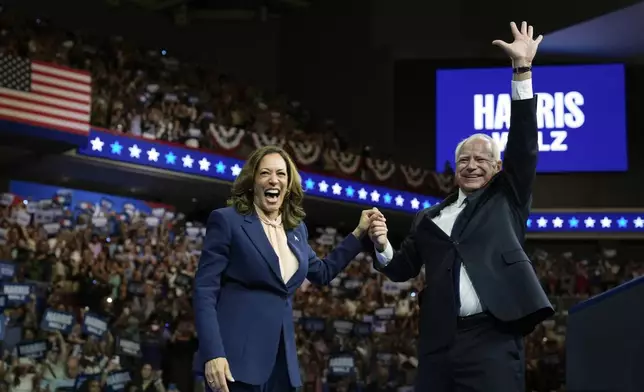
[{"left": 455, "top": 138, "right": 501, "bottom": 193}]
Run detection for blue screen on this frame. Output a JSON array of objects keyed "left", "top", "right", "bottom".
[{"left": 435, "top": 64, "right": 627, "bottom": 173}]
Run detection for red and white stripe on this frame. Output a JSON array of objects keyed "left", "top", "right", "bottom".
[{"left": 0, "top": 60, "right": 91, "bottom": 134}]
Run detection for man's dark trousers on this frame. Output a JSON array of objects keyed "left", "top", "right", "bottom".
[{"left": 415, "top": 313, "right": 525, "bottom": 392}]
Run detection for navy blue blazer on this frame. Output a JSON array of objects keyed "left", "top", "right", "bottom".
[{"left": 193, "top": 206, "right": 364, "bottom": 387}]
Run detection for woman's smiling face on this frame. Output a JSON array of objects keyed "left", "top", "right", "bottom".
[{"left": 253, "top": 153, "right": 289, "bottom": 218}]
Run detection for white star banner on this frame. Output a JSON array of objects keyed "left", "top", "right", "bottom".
[
  {"left": 78, "top": 130, "right": 644, "bottom": 233},
  {"left": 81, "top": 130, "right": 442, "bottom": 214}
]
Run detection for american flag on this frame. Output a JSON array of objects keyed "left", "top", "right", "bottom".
[{"left": 0, "top": 55, "right": 91, "bottom": 134}]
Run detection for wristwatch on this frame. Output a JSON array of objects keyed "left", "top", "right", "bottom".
[{"left": 513, "top": 66, "right": 532, "bottom": 74}]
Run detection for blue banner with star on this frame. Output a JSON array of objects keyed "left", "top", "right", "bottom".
[
  {"left": 527, "top": 213, "right": 643, "bottom": 232},
  {"left": 76, "top": 130, "right": 644, "bottom": 234},
  {"left": 78, "top": 130, "right": 442, "bottom": 212}
]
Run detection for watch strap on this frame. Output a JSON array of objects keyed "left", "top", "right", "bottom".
[{"left": 513, "top": 66, "right": 532, "bottom": 74}]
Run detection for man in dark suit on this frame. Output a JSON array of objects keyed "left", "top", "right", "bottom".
[{"left": 367, "top": 22, "right": 554, "bottom": 392}]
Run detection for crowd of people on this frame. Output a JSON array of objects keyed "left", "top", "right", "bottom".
[
  {"left": 0, "top": 195, "right": 199, "bottom": 392},
  {"left": 0, "top": 11, "right": 456, "bottom": 197},
  {"left": 1, "top": 190, "right": 642, "bottom": 392},
  {"left": 1, "top": 7, "right": 643, "bottom": 392}
]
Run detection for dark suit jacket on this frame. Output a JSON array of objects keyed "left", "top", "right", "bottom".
[
  {"left": 193, "top": 206, "right": 364, "bottom": 387},
  {"left": 376, "top": 97, "right": 554, "bottom": 354}
]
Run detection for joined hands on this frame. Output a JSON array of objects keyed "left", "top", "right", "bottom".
[{"left": 367, "top": 208, "right": 388, "bottom": 253}]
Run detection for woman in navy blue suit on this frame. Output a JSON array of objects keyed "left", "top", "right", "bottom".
[{"left": 193, "top": 145, "right": 381, "bottom": 392}]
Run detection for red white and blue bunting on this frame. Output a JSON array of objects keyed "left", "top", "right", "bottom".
[
  {"left": 205, "top": 125, "right": 429, "bottom": 186},
  {"left": 209, "top": 124, "right": 245, "bottom": 150}
]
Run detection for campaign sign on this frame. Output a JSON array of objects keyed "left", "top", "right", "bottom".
[
  {"left": 301, "top": 317, "right": 326, "bottom": 332},
  {"left": 41, "top": 309, "right": 75, "bottom": 334},
  {"left": 74, "top": 374, "right": 99, "bottom": 390},
  {"left": 82, "top": 312, "right": 108, "bottom": 337},
  {"left": 2, "top": 283, "right": 32, "bottom": 305},
  {"left": 17, "top": 339, "right": 49, "bottom": 359},
  {"left": 116, "top": 337, "right": 142, "bottom": 357},
  {"left": 332, "top": 320, "right": 354, "bottom": 335},
  {"left": 105, "top": 370, "right": 132, "bottom": 392},
  {"left": 353, "top": 321, "right": 372, "bottom": 336},
  {"left": 435, "top": 64, "right": 627, "bottom": 173},
  {"left": 9, "top": 180, "right": 173, "bottom": 218},
  {"left": 374, "top": 307, "right": 395, "bottom": 321},
  {"left": 328, "top": 354, "right": 355, "bottom": 376},
  {"left": 0, "top": 261, "right": 15, "bottom": 280}
]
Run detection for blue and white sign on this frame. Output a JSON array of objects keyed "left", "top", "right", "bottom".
[
  {"left": 105, "top": 371, "right": 132, "bottom": 392},
  {"left": 41, "top": 309, "right": 75, "bottom": 334},
  {"left": 353, "top": 321, "right": 372, "bottom": 336},
  {"left": 0, "top": 261, "right": 15, "bottom": 280},
  {"left": 9, "top": 180, "right": 171, "bottom": 219},
  {"left": 77, "top": 130, "right": 442, "bottom": 214},
  {"left": 2, "top": 283, "right": 32, "bottom": 305},
  {"left": 526, "top": 213, "right": 644, "bottom": 232},
  {"left": 82, "top": 312, "right": 108, "bottom": 337},
  {"left": 301, "top": 317, "right": 326, "bottom": 332},
  {"left": 17, "top": 340, "right": 49, "bottom": 359},
  {"left": 73, "top": 130, "right": 644, "bottom": 234},
  {"left": 436, "top": 64, "right": 627, "bottom": 173},
  {"left": 74, "top": 374, "right": 98, "bottom": 390},
  {"left": 332, "top": 320, "right": 354, "bottom": 335},
  {"left": 328, "top": 354, "right": 355, "bottom": 375},
  {"left": 116, "top": 337, "right": 142, "bottom": 357},
  {"left": 374, "top": 307, "right": 395, "bottom": 321}
]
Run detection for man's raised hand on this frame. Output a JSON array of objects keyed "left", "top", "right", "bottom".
[{"left": 492, "top": 21, "right": 543, "bottom": 67}]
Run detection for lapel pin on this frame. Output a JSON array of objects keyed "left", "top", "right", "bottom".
[{"left": 294, "top": 235, "right": 299, "bottom": 241}]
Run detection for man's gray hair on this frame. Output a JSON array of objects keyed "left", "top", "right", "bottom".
[{"left": 454, "top": 133, "right": 502, "bottom": 162}]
